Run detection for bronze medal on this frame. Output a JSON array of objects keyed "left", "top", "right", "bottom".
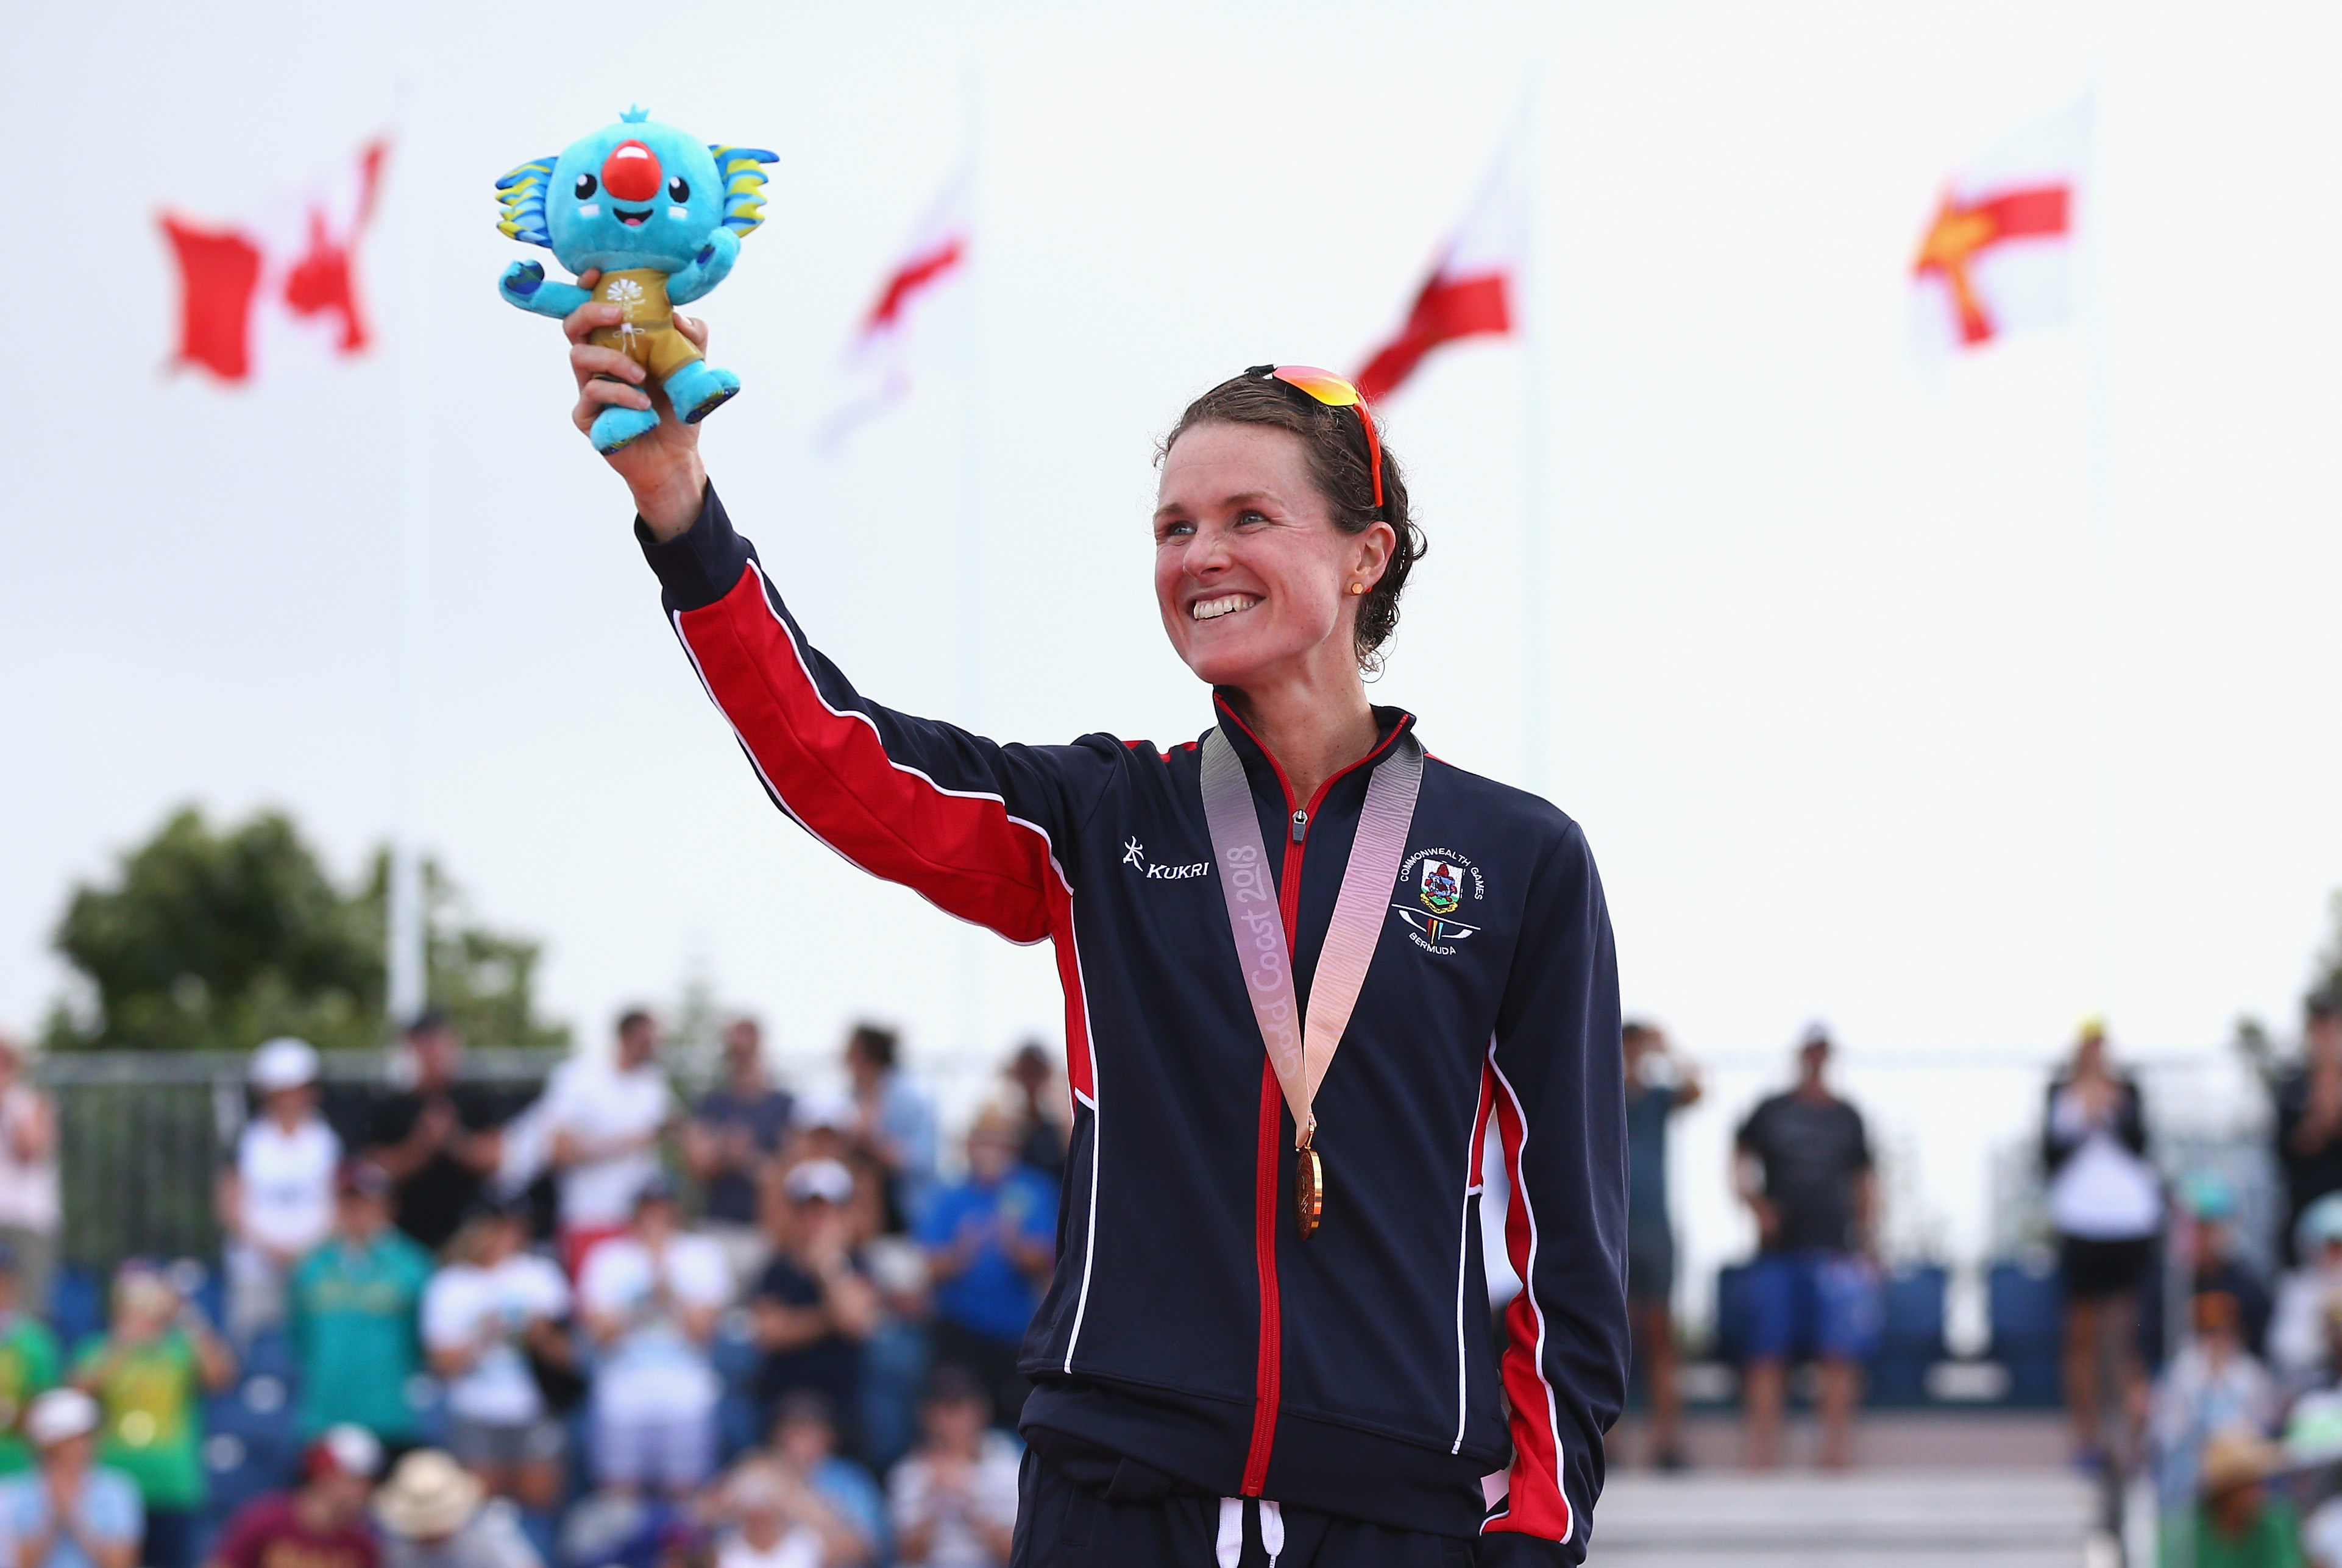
[
  {"left": 1201, "top": 727, "right": 1423, "bottom": 1251},
  {"left": 1296, "top": 1141, "right": 1325, "bottom": 1238}
]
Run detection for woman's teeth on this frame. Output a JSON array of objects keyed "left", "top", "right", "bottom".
[{"left": 1192, "top": 595, "right": 1260, "bottom": 622}]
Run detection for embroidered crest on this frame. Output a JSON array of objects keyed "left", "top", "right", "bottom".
[
  {"left": 1392, "top": 847, "right": 1486, "bottom": 956},
  {"left": 1419, "top": 860, "right": 1462, "bottom": 917}
]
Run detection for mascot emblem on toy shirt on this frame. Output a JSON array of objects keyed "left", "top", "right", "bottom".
[{"left": 494, "top": 108, "right": 776, "bottom": 452}]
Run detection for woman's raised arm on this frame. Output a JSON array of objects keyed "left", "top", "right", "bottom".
[
  {"left": 563, "top": 277, "right": 706, "bottom": 539},
  {"left": 573, "top": 303, "right": 1123, "bottom": 946}
]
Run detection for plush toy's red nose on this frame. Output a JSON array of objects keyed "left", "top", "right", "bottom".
[{"left": 601, "top": 140, "right": 662, "bottom": 203}]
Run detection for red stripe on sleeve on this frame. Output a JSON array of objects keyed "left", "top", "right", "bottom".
[
  {"left": 675, "top": 564, "right": 1061, "bottom": 944},
  {"left": 1050, "top": 888, "right": 1093, "bottom": 1104},
  {"left": 1484, "top": 1064, "right": 1575, "bottom": 1544}
]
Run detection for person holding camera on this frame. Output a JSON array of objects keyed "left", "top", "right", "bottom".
[{"left": 1621, "top": 1022, "right": 1700, "bottom": 1470}]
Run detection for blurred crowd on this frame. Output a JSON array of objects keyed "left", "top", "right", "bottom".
[
  {"left": 2032, "top": 995, "right": 2342, "bottom": 1568},
  {"left": 11, "top": 990, "right": 2339, "bottom": 1567},
  {"left": 0, "top": 1010, "right": 1074, "bottom": 1568},
  {"left": 1612, "top": 996, "right": 2342, "bottom": 1567}
]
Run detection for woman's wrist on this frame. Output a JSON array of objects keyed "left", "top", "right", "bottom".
[{"left": 634, "top": 455, "right": 708, "bottom": 543}]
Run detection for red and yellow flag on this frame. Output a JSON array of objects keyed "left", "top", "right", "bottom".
[{"left": 1912, "top": 102, "right": 2085, "bottom": 352}]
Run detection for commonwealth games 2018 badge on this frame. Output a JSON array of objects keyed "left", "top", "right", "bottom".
[{"left": 1393, "top": 849, "right": 1483, "bottom": 954}]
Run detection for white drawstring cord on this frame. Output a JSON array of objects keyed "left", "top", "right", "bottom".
[
  {"left": 1215, "top": 1499, "right": 1244, "bottom": 1568},
  {"left": 1214, "top": 1497, "right": 1286, "bottom": 1568}
]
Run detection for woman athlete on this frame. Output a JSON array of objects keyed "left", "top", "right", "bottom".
[{"left": 559, "top": 293, "right": 1625, "bottom": 1567}]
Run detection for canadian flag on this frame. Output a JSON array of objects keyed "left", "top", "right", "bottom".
[
  {"left": 822, "top": 161, "right": 973, "bottom": 449},
  {"left": 160, "top": 141, "right": 388, "bottom": 383},
  {"left": 1912, "top": 102, "right": 2086, "bottom": 351},
  {"left": 1355, "top": 129, "right": 1526, "bottom": 402}
]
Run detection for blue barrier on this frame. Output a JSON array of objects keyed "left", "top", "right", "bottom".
[
  {"left": 1987, "top": 1258, "right": 2063, "bottom": 1407},
  {"left": 51, "top": 1266, "right": 103, "bottom": 1350},
  {"left": 1712, "top": 1259, "right": 1952, "bottom": 1405},
  {"left": 1869, "top": 1265, "right": 1947, "bottom": 1405},
  {"left": 1714, "top": 1263, "right": 1753, "bottom": 1364}
]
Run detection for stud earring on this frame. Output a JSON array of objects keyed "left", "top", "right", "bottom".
[{"left": 1347, "top": 581, "right": 1367, "bottom": 596}]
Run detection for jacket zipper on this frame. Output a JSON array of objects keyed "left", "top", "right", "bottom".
[{"left": 1218, "top": 700, "right": 1407, "bottom": 1498}]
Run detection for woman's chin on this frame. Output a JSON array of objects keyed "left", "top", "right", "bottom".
[
  {"left": 1179, "top": 643, "right": 1268, "bottom": 690},
  {"left": 1177, "top": 623, "right": 1321, "bottom": 690}
]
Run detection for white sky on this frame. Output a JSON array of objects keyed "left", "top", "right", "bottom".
[{"left": 10, "top": 0, "right": 2342, "bottom": 1304}]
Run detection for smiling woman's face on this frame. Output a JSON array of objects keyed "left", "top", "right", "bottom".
[{"left": 1154, "top": 422, "right": 1389, "bottom": 691}]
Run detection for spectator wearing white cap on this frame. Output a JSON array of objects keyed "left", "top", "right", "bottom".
[
  {"left": 200, "top": 1425, "right": 381, "bottom": 1568},
  {"left": 773, "top": 1103, "right": 922, "bottom": 1466},
  {"left": 753, "top": 1160, "right": 879, "bottom": 1454},
  {"left": 371, "top": 1450, "right": 542, "bottom": 1568},
  {"left": 2, "top": 1388, "right": 141, "bottom": 1568},
  {"left": 775, "top": 1098, "right": 864, "bottom": 1196},
  {"left": 217, "top": 1038, "right": 342, "bottom": 1343},
  {"left": 773, "top": 1098, "right": 890, "bottom": 1253},
  {"left": 539, "top": 1011, "right": 678, "bottom": 1279},
  {"left": 575, "top": 1178, "right": 731, "bottom": 1497},
  {"left": 68, "top": 1263, "right": 233, "bottom": 1568},
  {"left": 422, "top": 1199, "right": 573, "bottom": 1513},
  {"left": 2271, "top": 1193, "right": 2342, "bottom": 1386},
  {"left": 709, "top": 1458, "right": 863, "bottom": 1568}
]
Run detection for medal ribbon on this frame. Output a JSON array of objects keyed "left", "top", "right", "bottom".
[{"left": 1200, "top": 724, "right": 1424, "bottom": 1152}]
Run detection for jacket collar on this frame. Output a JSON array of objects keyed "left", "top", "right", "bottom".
[{"left": 1208, "top": 692, "right": 1418, "bottom": 811}]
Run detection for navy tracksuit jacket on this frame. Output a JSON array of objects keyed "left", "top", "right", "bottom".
[{"left": 642, "top": 489, "right": 1627, "bottom": 1563}]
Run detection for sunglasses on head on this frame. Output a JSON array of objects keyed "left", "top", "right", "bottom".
[{"left": 1247, "top": 364, "right": 1385, "bottom": 519}]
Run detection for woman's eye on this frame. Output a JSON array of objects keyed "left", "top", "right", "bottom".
[
  {"left": 667, "top": 176, "right": 690, "bottom": 202},
  {"left": 574, "top": 174, "right": 598, "bottom": 199},
  {"left": 1236, "top": 509, "right": 1269, "bottom": 526},
  {"left": 1159, "top": 521, "right": 1194, "bottom": 541}
]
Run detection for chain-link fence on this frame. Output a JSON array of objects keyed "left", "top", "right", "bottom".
[{"left": 39, "top": 1048, "right": 564, "bottom": 1274}]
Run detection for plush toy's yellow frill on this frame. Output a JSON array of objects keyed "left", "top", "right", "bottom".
[
  {"left": 495, "top": 157, "right": 559, "bottom": 248},
  {"left": 709, "top": 146, "right": 780, "bottom": 236}
]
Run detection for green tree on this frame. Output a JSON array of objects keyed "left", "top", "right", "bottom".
[
  {"left": 46, "top": 805, "right": 569, "bottom": 1052},
  {"left": 355, "top": 851, "right": 570, "bottom": 1051}
]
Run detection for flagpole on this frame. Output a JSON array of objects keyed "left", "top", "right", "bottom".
[
  {"left": 1516, "top": 72, "right": 1549, "bottom": 795},
  {"left": 387, "top": 73, "right": 435, "bottom": 1032},
  {"left": 2081, "top": 73, "right": 2115, "bottom": 1021},
  {"left": 954, "top": 67, "right": 988, "bottom": 1065}
]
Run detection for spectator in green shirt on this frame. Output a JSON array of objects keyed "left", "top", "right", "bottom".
[
  {"left": 0, "top": 1242, "right": 62, "bottom": 1475},
  {"left": 2164, "top": 1429, "right": 2304, "bottom": 1568},
  {"left": 68, "top": 1263, "right": 235, "bottom": 1568},
  {"left": 288, "top": 1163, "right": 434, "bottom": 1442}
]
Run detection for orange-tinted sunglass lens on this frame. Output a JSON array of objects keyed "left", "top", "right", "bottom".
[
  {"left": 1252, "top": 363, "right": 1385, "bottom": 513},
  {"left": 1269, "top": 366, "right": 1364, "bottom": 408}
]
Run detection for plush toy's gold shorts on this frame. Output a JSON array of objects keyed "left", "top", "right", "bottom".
[
  {"left": 589, "top": 268, "right": 702, "bottom": 382},
  {"left": 590, "top": 318, "right": 702, "bottom": 382}
]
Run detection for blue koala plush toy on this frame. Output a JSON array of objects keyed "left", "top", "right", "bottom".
[{"left": 496, "top": 108, "right": 776, "bottom": 453}]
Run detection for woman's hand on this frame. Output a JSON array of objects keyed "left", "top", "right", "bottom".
[{"left": 564, "top": 269, "right": 708, "bottom": 542}]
